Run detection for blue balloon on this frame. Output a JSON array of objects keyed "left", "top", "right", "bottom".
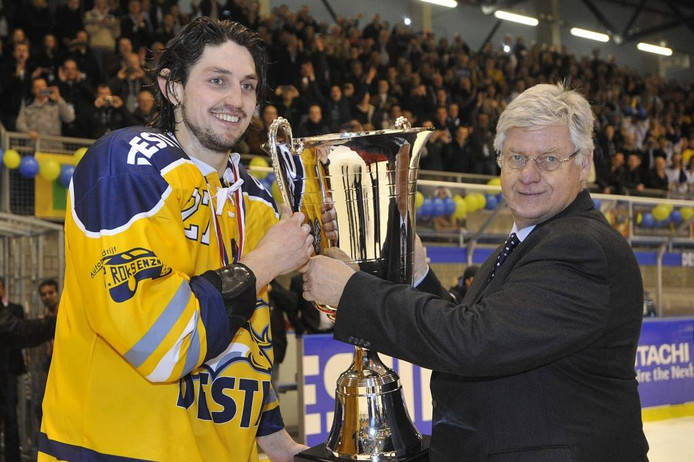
[
  {"left": 670, "top": 210, "right": 682, "bottom": 224},
  {"left": 442, "top": 196, "right": 456, "bottom": 216},
  {"left": 485, "top": 194, "right": 498, "bottom": 210},
  {"left": 593, "top": 198, "right": 602, "bottom": 210},
  {"left": 59, "top": 165, "right": 75, "bottom": 188},
  {"left": 265, "top": 172, "right": 276, "bottom": 184},
  {"left": 431, "top": 198, "right": 445, "bottom": 217},
  {"left": 418, "top": 199, "right": 433, "bottom": 219},
  {"left": 18, "top": 156, "right": 39, "bottom": 178},
  {"left": 641, "top": 213, "right": 654, "bottom": 228}
]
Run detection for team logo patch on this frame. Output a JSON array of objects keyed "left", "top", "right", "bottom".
[{"left": 95, "top": 247, "right": 172, "bottom": 302}]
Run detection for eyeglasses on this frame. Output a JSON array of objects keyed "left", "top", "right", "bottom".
[{"left": 496, "top": 150, "right": 580, "bottom": 172}]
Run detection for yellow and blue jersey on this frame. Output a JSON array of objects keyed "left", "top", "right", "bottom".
[{"left": 39, "top": 126, "right": 282, "bottom": 461}]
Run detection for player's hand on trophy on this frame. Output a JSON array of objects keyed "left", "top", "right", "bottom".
[
  {"left": 321, "top": 201, "right": 338, "bottom": 243},
  {"left": 300, "top": 253, "right": 356, "bottom": 308},
  {"left": 241, "top": 204, "right": 314, "bottom": 288}
]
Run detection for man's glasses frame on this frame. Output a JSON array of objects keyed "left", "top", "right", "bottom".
[{"left": 496, "top": 149, "right": 581, "bottom": 172}]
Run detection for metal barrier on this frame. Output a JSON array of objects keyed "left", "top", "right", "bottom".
[{"left": 0, "top": 213, "right": 64, "bottom": 460}]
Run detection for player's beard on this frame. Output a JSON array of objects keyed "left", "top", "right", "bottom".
[{"left": 181, "top": 103, "right": 247, "bottom": 153}]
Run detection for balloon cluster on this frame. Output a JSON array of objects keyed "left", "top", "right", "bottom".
[
  {"left": 639, "top": 204, "right": 694, "bottom": 228},
  {"left": 417, "top": 189, "right": 501, "bottom": 221},
  {"left": 1, "top": 147, "right": 86, "bottom": 188}
]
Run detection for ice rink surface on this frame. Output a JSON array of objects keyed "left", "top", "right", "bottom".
[{"left": 644, "top": 417, "right": 694, "bottom": 462}]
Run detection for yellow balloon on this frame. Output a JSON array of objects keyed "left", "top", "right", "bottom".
[
  {"left": 487, "top": 177, "right": 502, "bottom": 195},
  {"left": 453, "top": 196, "right": 467, "bottom": 220},
  {"left": 680, "top": 207, "right": 693, "bottom": 222},
  {"left": 415, "top": 191, "right": 424, "bottom": 208},
  {"left": 3, "top": 149, "right": 21, "bottom": 169},
  {"left": 249, "top": 156, "right": 269, "bottom": 179},
  {"left": 473, "top": 192, "right": 486, "bottom": 210},
  {"left": 464, "top": 194, "right": 478, "bottom": 212},
  {"left": 652, "top": 204, "right": 669, "bottom": 222},
  {"left": 74, "top": 147, "right": 88, "bottom": 163},
  {"left": 661, "top": 203, "right": 674, "bottom": 214},
  {"left": 40, "top": 159, "right": 62, "bottom": 181}
]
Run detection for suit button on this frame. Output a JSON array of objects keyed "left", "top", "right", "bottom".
[
  {"left": 432, "top": 399, "right": 437, "bottom": 408},
  {"left": 363, "top": 341, "right": 371, "bottom": 348},
  {"left": 348, "top": 336, "right": 355, "bottom": 343}
]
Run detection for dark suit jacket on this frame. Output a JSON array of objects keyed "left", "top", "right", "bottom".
[{"left": 333, "top": 189, "right": 648, "bottom": 461}]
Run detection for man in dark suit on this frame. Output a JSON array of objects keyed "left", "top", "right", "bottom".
[
  {"left": 0, "top": 277, "right": 57, "bottom": 462},
  {"left": 300, "top": 83, "right": 649, "bottom": 461}
]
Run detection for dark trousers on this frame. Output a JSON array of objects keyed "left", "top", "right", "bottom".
[{"left": 1, "top": 376, "right": 21, "bottom": 462}]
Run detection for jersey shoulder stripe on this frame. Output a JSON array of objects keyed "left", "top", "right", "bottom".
[{"left": 72, "top": 126, "right": 189, "bottom": 233}]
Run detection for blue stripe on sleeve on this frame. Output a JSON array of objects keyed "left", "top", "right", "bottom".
[
  {"left": 189, "top": 276, "right": 231, "bottom": 361},
  {"left": 124, "top": 282, "right": 191, "bottom": 368},
  {"left": 256, "top": 405, "right": 285, "bottom": 437},
  {"left": 39, "top": 432, "right": 154, "bottom": 462}
]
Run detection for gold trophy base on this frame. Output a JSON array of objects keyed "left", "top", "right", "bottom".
[{"left": 294, "top": 435, "right": 430, "bottom": 461}]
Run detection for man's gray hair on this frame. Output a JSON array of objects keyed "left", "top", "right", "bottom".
[{"left": 493, "top": 83, "right": 594, "bottom": 166}]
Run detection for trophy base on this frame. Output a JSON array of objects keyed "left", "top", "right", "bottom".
[{"left": 294, "top": 435, "right": 430, "bottom": 461}]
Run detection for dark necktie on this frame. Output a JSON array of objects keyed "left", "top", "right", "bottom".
[{"left": 488, "top": 233, "right": 520, "bottom": 281}]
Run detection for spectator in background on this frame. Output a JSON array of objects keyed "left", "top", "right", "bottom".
[
  {"left": 16, "top": 76, "right": 76, "bottom": 141},
  {"left": 88, "top": 83, "right": 137, "bottom": 138},
  {"left": 130, "top": 89, "right": 156, "bottom": 126},
  {"left": 108, "top": 52, "right": 154, "bottom": 112},
  {"left": 0, "top": 41, "right": 38, "bottom": 131},
  {"left": 323, "top": 84, "right": 352, "bottom": 132},
  {"left": 297, "top": 103, "right": 330, "bottom": 137},
  {"left": 34, "top": 279, "right": 60, "bottom": 422},
  {"left": 0, "top": 277, "right": 57, "bottom": 462},
  {"left": 624, "top": 151, "right": 645, "bottom": 193},
  {"left": 449, "top": 265, "right": 479, "bottom": 303},
  {"left": 351, "top": 89, "right": 376, "bottom": 130},
  {"left": 84, "top": 0, "right": 121, "bottom": 80},
  {"left": 18, "top": 0, "right": 53, "bottom": 57},
  {"left": 120, "top": 0, "right": 153, "bottom": 52},
  {"left": 274, "top": 84, "right": 303, "bottom": 128},
  {"left": 65, "top": 30, "right": 103, "bottom": 84},
  {"left": 601, "top": 151, "right": 627, "bottom": 195},
  {"left": 55, "top": 0, "right": 85, "bottom": 50},
  {"left": 56, "top": 57, "right": 96, "bottom": 137},
  {"left": 419, "top": 119, "right": 450, "bottom": 171},
  {"left": 245, "top": 104, "right": 278, "bottom": 155},
  {"left": 107, "top": 37, "right": 135, "bottom": 79},
  {"left": 470, "top": 111, "right": 497, "bottom": 175},
  {"left": 444, "top": 125, "right": 474, "bottom": 173},
  {"left": 34, "top": 33, "right": 63, "bottom": 85},
  {"left": 667, "top": 152, "right": 690, "bottom": 194},
  {"left": 152, "top": 12, "right": 177, "bottom": 45},
  {"left": 645, "top": 155, "right": 669, "bottom": 191}
]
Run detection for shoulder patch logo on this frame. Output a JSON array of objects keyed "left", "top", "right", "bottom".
[{"left": 97, "top": 247, "right": 172, "bottom": 302}]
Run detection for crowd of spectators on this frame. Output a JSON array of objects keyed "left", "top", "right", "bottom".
[{"left": 1, "top": 0, "right": 693, "bottom": 196}]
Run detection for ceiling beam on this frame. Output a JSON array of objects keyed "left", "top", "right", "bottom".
[{"left": 580, "top": 0, "right": 618, "bottom": 35}]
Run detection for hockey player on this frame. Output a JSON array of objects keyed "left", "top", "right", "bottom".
[{"left": 39, "top": 18, "right": 313, "bottom": 461}]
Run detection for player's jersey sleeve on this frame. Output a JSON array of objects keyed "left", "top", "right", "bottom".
[{"left": 67, "top": 127, "right": 230, "bottom": 383}]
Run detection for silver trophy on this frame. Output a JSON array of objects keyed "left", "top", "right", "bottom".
[{"left": 268, "top": 117, "right": 432, "bottom": 461}]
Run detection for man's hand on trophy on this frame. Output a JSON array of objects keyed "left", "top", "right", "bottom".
[
  {"left": 241, "top": 204, "right": 314, "bottom": 289},
  {"left": 300, "top": 253, "right": 356, "bottom": 308},
  {"left": 413, "top": 234, "right": 430, "bottom": 284}
]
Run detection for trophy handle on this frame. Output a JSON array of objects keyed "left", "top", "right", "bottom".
[
  {"left": 267, "top": 117, "right": 337, "bottom": 318},
  {"left": 267, "top": 116, "right": 300, "bottom": 209}
]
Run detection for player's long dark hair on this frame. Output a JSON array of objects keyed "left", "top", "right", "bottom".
[{"left": 152, "top": 17, "right": 268, "bottom": 132}]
